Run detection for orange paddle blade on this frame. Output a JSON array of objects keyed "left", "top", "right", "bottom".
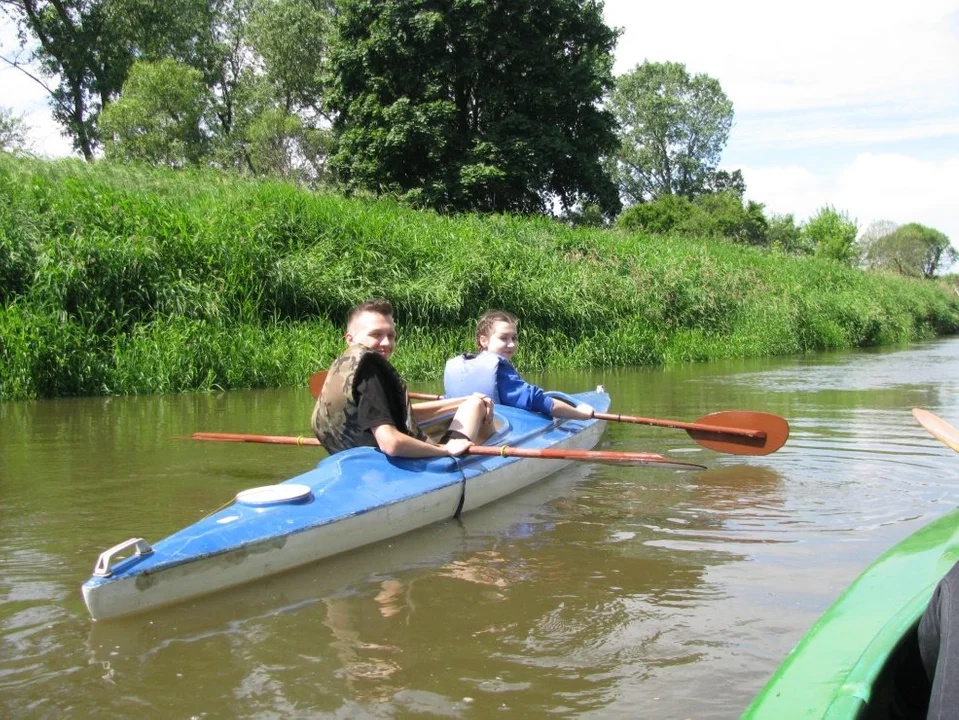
[
  {"left": 687, "top": 411, "right": 789, "bottom": 456},
  {"left": 593, "top": 410, "right": 788, "bottom": 455}
]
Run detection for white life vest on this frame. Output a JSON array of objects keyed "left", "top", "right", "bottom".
[{"left": 443, "top": 351, "right": 502, "bottom": 402}]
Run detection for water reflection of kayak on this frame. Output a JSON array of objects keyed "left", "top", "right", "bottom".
[
  {"left": 85, "top": 458, "right": 599, "bottom": 661},
  {"left": 83, "top": 389, "right": 625, "bottom": 621},
  {"left": 744, "top": 409, "right": 959, "bottom": 719}
]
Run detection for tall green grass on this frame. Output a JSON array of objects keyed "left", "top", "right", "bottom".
[{"left": 2, "top": 153, "right": 958, "bottom": 400}]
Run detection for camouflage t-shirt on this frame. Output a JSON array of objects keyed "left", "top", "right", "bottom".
[{"left": 311, "top": 345, "right": 425, "bottom": 454}]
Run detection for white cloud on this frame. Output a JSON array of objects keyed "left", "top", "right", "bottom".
[
  {"left": 739, "top": 165, "right": 827, "bottom": 222},
  {"left": 603, "top": 0, "right": 959, "bottom": 115},
  {"left": 741, "top": 153, "right": 959, "bottom": 244},
  {"left": 732, "top": 115, "right": 959, "bottom": 151},
  {"left": 837, "top": 153, "right": 959, "bottom": 240}
]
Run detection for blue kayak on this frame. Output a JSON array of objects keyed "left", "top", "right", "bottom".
[{"left": 83, "top": 389, "right": 619, "bottom": 620}]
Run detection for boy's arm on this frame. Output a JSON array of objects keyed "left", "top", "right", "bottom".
[
  {"left": 357, "top": 374, "right": 472, "bottom": 457},
  {"left": 410, "top": 397, "right": 467, "bottom": 422},
  {"left": 371, "top": 423, "right": 470, "bottom": 457}
]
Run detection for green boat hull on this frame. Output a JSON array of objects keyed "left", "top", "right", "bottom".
[{"left": 744, "top": 508, "right": 959, "bottom": 719}]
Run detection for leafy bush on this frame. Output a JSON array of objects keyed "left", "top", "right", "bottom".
[
  {"left": 803, "top": 205, "right": 859, "bottom": 264},
  {"left": 616, "top": 195, "right": 694, "bottom": 234},
  {"left": 767, "top": 213, "right": 811, "bottom": 255},
  {"left": 617, "top": 191, "right": 768, "bottom": 245}
]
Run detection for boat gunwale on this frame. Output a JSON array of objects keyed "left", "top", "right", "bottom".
[{"left": 744, "top": 507, "right": 959, "bottom": 718}]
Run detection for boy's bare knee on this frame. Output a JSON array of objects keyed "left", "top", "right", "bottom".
[{"left": 460, "top": 395, "right": 485, "bottom": 414}]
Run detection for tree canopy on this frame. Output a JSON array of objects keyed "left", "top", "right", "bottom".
[
  {"left": 803, "top": 205, "right": 859, "bottom": 265},
  {"left": 862, "top": 222, "right": 957, "bottom": 278},
  {"left": 1, "top": 0, "right": 220, "bottom": 159},
  {"left": 616, "top": 189, "right": 767, "bottom": 245},
  {"left": 4, "top": 0, "right": 952, "bottom": 257},
  {"left": 324, "top": 0, "right": 621, "bottom": 216},
  {"left": 607, "top": 60, "right": 733, "bottom": 205},
  {"left": 99, "top": 59, "right": 208, "bottom": 167}
]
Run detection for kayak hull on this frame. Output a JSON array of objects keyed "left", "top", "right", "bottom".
[
  {"left": 743, "top": 507, "right": 959, "bottom": 719},
  {"left": 82, "top": 390, "right": 609, "bottom": 620}
]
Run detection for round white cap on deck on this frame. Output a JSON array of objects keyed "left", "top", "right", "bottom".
[{"left": 236, "top": 483, "right": 313, "bottom": 506}]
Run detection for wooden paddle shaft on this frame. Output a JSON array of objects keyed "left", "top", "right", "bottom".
[
  {"left": 186, "top": 433, "right": 704, "bottom": 468},
  {"left": 464, "top": 443, "right": 702, "bottom": 468},
  {"left": 405, "top": 394, "right": 762, "bottom": 439},
  {"left": 190, "top": 432, "right": 321, "bottom": 446},
  {"left": 594, "top": 411, "right": 763, "bottom": 439},
  {"left": 307, "top": 370, "right": 788, "bottom": 455}
]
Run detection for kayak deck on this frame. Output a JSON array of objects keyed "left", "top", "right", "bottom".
[{"left": 82, "top": 389, "right": 610, "bottom": 620}]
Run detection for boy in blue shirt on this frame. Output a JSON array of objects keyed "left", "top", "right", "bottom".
[{"left": 444, "top": 310, "right": 595, "bottom": 420}]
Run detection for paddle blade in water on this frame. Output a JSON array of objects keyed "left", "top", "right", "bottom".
[{"left": 688, "top": 411, "right": 789, "bottom": 456}]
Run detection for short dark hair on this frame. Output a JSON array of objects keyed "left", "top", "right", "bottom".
[
  {"left": 347, "top": 299, "right": 393, "bottom": 328},
  {"left": 475, "top": 309, "right": 518, "bottom": 350}
]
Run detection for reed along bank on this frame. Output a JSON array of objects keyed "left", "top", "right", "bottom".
[{"left": 2, "top": 154, "right": 958, "bottom": 401}]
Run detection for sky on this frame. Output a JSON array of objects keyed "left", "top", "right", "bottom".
[
  {"left": 604, "top": 0, "right": 959, "bottom": 252},
  {"left": 3, "top": 1, "right": 959, "bottom": 254}
]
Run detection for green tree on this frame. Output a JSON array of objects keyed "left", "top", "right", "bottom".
[
  {"left": 325, "top": 0, "right": 621, "bottom": 215},
  {"left": 616, "top": 194, "right": 694, "bottom": 235},
  {"left": 856, "top": 219, "right": 897, "bottom": 268},
  {"left": 242, "top": 105, "right": 327, "bottom": 180},
  {"left": 608, "top": 60, "right": 734, "bottom": 204},
  {"left": 248, "top": 0, "right": 332, "bottom": 117},
  {"left": 241, "top": 0, "right": 336, "bottom": 181},
  {"left": 100, "top": 59, "right": 209, "bottom": 166},
  {"left": 863, "top": 222, "right": 957, "bottom": 278},
  {"left": 685, "top": 191, "right": 769, "bottom": 245},
  {"left": 703, "top": 169, "right": 745, "bottom": 198},
  {"left": 1, "top": 0, "right": 218, "bottom": 159},
  {"left": 767, "top": 213, "right": 811, "bottom": 255},
  {"left": 0, "top": 107, "right": 30, "bottom": 152},
  {"left": 803, "top": 205, "right": 859, "bottom": 264},
  {"left": 616, "top": 189, "right": 768, "bottom": 245}
]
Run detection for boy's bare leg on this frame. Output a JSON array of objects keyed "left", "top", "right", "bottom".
[{"left": 446, "top": 395, "right": 492, "bottom": 443}]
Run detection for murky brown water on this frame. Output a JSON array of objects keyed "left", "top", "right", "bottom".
[{"left": 3, "top": 339, "right": 959, "bottom": 718}]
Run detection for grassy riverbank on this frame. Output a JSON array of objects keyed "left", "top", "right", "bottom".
[{"left": 2, "top": 153, "right": 958, "bottom": 400}]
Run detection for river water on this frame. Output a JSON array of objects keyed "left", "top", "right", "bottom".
[{"left": 2, "top": 338, "right": 959, "bottom": 718}]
